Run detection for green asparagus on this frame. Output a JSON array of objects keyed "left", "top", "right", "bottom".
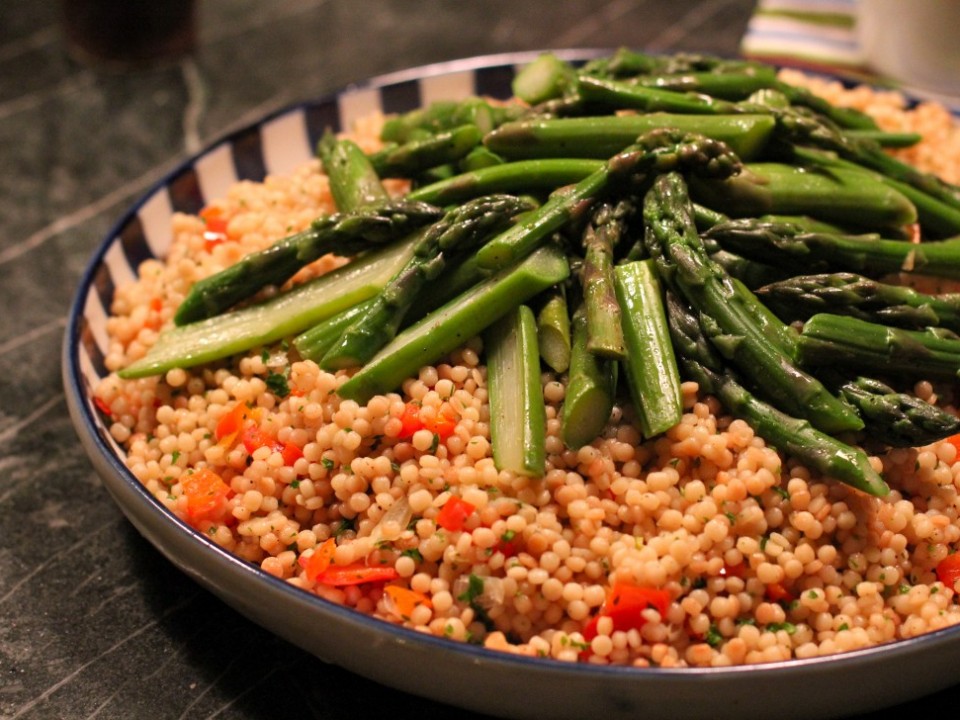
[
  {"left": 664, "top": 292, "right": 888, "bottom": 496},
  {"left": 121, "top": 236, "right": 418, "bottom": 378},
  {"left": 486, "top": 305, "right": 547, "bottom": 476},
  {"left": 292, "top": 298, "right": 376, "bottom": 362},
  {"left": 835, "top": 375, "right": 960, "bottom": 447},
  {"left": 705, "top": 219, "right": 960, "bottom": 279},
  {"left": 797, "top": 312, "right": 960, "bottom": 379},
  {"left": 317, "top": 132, "right": 388, "bottom": 212},
  {"left": 642, "top": 171, "right": 864, "bottom": 434},
  {"left": 536, "top": 288, "right": 572, "bottom": 373},
  {"left": 369, "top": 124, "right": 483, "bottom": 178},
  {"left": 483, "top": 114, "right": 776, "bottom": 162},
  {"left": 688, "top": 162, "right": 917, "bottom": 229},
  {"left": 321, "top": 194, "right": 534, "bottom": 369},
  {"left": 476, "top": 128, "right": 742, "bottom": 271},
  {"left": 336, "top": 245, "right": 570, "bottom": 403},
  {"left": 581, "top": 200, "right": 631, "bottom": 359},
  {"left": 380, "top": 97, "right": 524, "bottom": 144},
  {"left": 407, "top": 159, "right": 604, "bottom": 205},
  {"left": 614, "top": 259, "right": 683, "bottom": 438},
  {"left": 561, "top": 306, "right": 617, "bottom": 449},
  {"left": 756, "top": 272, "right": 960, "bottom": 332},
  {"left": 173, "top": 200, "right": 443, "bottom": 325}
]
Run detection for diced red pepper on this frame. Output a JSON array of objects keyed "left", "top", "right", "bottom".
[
  {"left": 181, "top": 468, "right": 231, "bottom": 522},
  {"left": 582, "top": 583, "right": 671, "bottom": 642},
  {"left": 765, "top": 582, "right": 794, "bottom": 604},
  {"left": 396, "top": 401, "right": 458, "bottom": 440},
  {"left": 383, "top": 585, "right": 432, "bottom": 619},
  {"left": 719, "top": 563, "right": 745, "bottom": 578},
  {"left": 315, "top": 563, "right": 399, "bottom": 586},
  {"left": 200, "top": 206, "right": 231, "bottom": 250},
  {"left": 397, "top": 402, "right": 423, "bottom": 440},
  {"left": 299, "top": 537, "right": 337, "bottom": 582},
  {"left": 435, "top": 496, "right": 476, "bottom": 532},
  {"left": 240, "top": 424, "right": 302, "bottom": 467},
  {"left": 94, "top": 396, "right": 113, "bottom": 418},
  {"left": 215, "top": 402, "right": 256, "bottom": 445},
  {"left": 281, "top": 442, "right": 304, "bottom": 466},
  {"left": 494, "top": 533, "right": 521, "bottom": 558},
  {"left": 936, "top": 553, "right": 960, "bottom": 589},
  {"left": 945, "top": 433, "right": 960, "bottom": 454},
  {"left": 425, "top": 409, "right": 458, "bottom": 439}
]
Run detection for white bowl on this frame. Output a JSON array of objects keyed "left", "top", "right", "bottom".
[{"left": 63, "top": 51, "right": 960, "bottom": 719}]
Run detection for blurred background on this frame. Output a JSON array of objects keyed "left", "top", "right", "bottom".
[{"left": 1, "top": 1, "right": 954, "bottom": 718}]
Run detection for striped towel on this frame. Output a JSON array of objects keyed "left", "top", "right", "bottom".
[
  {"left": 740, "top": 0, "right": 868, "bottom": 76},
  {"left": 741, "top": 0, "right": 960, "bottom": 107}
]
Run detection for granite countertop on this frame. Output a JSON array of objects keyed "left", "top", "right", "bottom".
[{"left": 1, "top": 1, "right": 957, "bottom": 717}]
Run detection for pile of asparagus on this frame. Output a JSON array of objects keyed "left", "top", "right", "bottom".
[{"left": 120, "top": 48, "right": 960, "bottom": 497}]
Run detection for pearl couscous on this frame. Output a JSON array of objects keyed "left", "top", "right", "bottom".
[{"left": 94, "top": 74, "right": 960, "bottom": 668}]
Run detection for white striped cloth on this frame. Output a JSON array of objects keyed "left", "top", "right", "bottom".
[{"left": 740, "top": 0, "right": 867, "bottom": 74}]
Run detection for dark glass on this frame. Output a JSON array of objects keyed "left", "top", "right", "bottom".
[{"left": 60, "top": 0, "right": 196, "bottom": 68}]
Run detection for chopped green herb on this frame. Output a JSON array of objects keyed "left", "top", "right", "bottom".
[
  {"left": 290, "top": 479, "right": 300, "bottom": 488},
  {"left": 429, "top": 433, "right": 440, "bottom": 454},
  {"left": 705, "top": 624, "right": 723, "bottom": 648},
  {"left": 457, "top": 574, "right": 485, "bottom": 604},
  {"left": 766, "top": 622, "right": 797, "bottom": 634},
  {"left": 401, "top": 548, "right": 423, "bottom": 563},
  {"left": 332, "top": 518, "right": 355, "bottom": 538},
  {"left": 322, "top": 457, "right": 335, "bottom": 472},
  {"left": 266, "top": 371, "right": 290, "bottom": 398}
]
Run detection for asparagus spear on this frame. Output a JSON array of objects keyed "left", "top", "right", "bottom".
[
  {"left": 756, "top": 272, "right": 960, "bottom": 332},
  {"left": 512, "top": 52, "right": 578, "bottom": 105},
  {"left": 630, "top": 69, "right": 780, "bottom": 100},
  {"left": 614, "top": 259, "right": 683, "bottom": 438},
  {"left": 476, "top": 128, "right": 742, "bottom": 271},
  {"left": 292, "top": 298, "right": 376, "bottom": 362},
  {"left": 577, "top": 74, "right": 739, "bottom": 114},
  {"left": 704, "top": 219, "right": 960, "bottom": 280},
  {"left": 317, "top": 132, "right": 389, "bottom": 212},
  {"left": 581, "top": 200, "right": 631, "bottom": 359},
  {"left": 581, "top": 48, "right": 771, "bottom": 80},
  {"left": 336, "top": 245, "right": 570, "bottom": 403},
  {"left": 380, "top": 97, "right": 524, "bottom": 144},
  {"left": 536, "top": 288, "right": 572, "bottom": 373},
  {"left": 173, "top": 200, "right": 443, "bottom": 325},
  {"left": 120, "top": 237, "right": 418, "bottom": 378},
  {"left": 834, "top": 375, "right": 960, "bottom": 447},
  {"left": 321, "top": 194, "right": 534, "bottom": 370},
  {"left": 797, "top": 312, "right": 960, "bottom": 380},
  {"left": 745, "top": 91, "right": 960, "bottom": 217},
  {"left": 578, "top": 76, "right": 882, "bottom": 140},
  {"left": 407, "top": 158, "right": 604, "bottom": 205},
  {"left": 664, "top": 292, "right": 888, "bottom": 496},
  {"left": 369, "top": 125, "right": 483, "bottom": 178},
  {"left": 483, "top": 114, "right": 776, "bottom": 162},
  {"left": 642, "top": 172, "right": 864, "bottom": 435},
  {"left": 486, "top": 305, "right": 547, "bottom": 476},
  {"left": 790, "top": 146, "right": 960, "bottom": 238},
  {"left": 561, "top": 306, "right": 617, "bottom": 449},
  {"left": 688, "top": 162, "right": 917, "bottom": 229}
]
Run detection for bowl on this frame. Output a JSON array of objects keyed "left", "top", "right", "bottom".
[{"left": 63, "top": 51, "right": 960, "bottom": 719}]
